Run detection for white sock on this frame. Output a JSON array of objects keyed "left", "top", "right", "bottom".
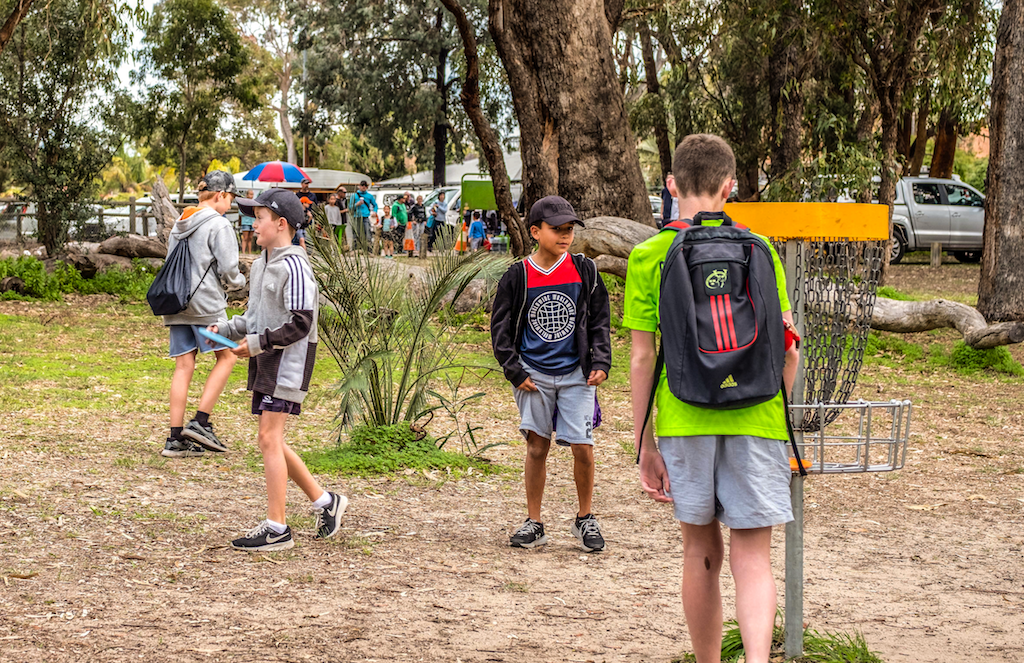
[
  {"left": 265, "top": 519, "right": 287, "bottom": 534},
  {"left": 311, "top": 491, "right": 332, "bottom": 509}
]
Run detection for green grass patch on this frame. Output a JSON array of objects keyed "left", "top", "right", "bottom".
[
  {"left": 673, "top": 615, "right": 884, "bottom": 662},
  {"left": 875, "top": 285, "right": 915, "bottom": 301},
  {"left": 945, "top": 341, "right": 1024, "bottom": 376},
  {"left": 300, "top": 422, "right": 508, "bottom": 478},
  {"left": 864, "top": 331, "right": 924, "bottom": 363}
]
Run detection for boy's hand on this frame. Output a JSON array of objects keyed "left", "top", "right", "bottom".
[
  {"left": 587, "top": 369, "right": 607, "bottom": 386},
  {"left": 638, "top": 450, "right": 673, "bottom": 503},
  {"left": 231, "top": 338, "right": 251, "bottom": 358},
  {"left": 204, "top": 324, "right": 220, "bottom": 347},
  {"left": 516, "top": 376, "right": 538, "bottom": 392}
]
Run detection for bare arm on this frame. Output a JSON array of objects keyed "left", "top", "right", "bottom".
[
  {"left": 631, "top": 329, "right": 672, "bottom": 502},
  {"left": 783, "top": 310, "right": 799, "bottom": 398}
]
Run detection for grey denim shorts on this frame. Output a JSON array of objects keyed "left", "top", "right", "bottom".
[{"left": 659, "top": 435, "right": 794, "bottom": 529}]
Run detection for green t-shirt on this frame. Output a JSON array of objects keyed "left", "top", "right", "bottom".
[
  {"left": 623, "top": 221, "right": 791, "bottom": 440},
  {"left": 391, "top": 201, "right": 408, "bottom": 226}
]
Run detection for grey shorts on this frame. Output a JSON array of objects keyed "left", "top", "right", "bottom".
[
  {"left": 168, "top": 324, "right": 230, "bottom": 357},
  {"left": 513, "top": 363, "right": 596, "bottom": 446},
  {"left": 659, "top": 435, "right": 794, "bottom": 529}
]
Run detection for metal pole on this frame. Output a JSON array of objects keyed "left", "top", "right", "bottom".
[
  {"left": 302, "top": 50, "right": 308, "bottom": 168},
  {"left": 784, "top": 238, "right": 805, "bottom": 658}
]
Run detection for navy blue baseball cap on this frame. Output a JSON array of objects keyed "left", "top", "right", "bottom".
[
  {"left": 528, "top": 195, "right": 585, "bottom": 228},
  {"left": 237, "top": 188, "right": 308, "bottom": 229}
]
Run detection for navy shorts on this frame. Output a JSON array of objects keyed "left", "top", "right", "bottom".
[{"left": 251, "top": 391, "right": 302, "bottom": 416}]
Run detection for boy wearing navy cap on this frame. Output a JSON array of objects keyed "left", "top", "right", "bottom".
[
  {"left": 209, "top": 188, "right": 347, "bottom": 551},
  {"left": 490, "top": 195, "right": 612, "bottom": 552}
]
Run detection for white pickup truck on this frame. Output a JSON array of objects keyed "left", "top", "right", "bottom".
[{"left": 890, "top": 177, "right": 985, "bottom": 264}]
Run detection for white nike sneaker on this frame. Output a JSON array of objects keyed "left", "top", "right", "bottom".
[{"left": 314, "top": 492, "right": 348, "bottom": 540}]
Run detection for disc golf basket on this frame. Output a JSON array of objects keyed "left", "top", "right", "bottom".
[{"left": 725, "top": 202, "right": 913, "bottom": 657}]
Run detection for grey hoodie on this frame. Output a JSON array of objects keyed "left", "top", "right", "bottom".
[
  {"left": 161, "top": 206, "right": 245, "bottom": 327},
  {"left": 221, "top": 245, "right": 318, "bottom": 404}
]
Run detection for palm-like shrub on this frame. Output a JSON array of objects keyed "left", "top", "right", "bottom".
[{"left": 308, "top": 219, "right": 509, "bottom": 437}]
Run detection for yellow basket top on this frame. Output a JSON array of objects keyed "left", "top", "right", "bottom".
[{"left": 722, "top": 202, "right": 890, "bottom": 241}]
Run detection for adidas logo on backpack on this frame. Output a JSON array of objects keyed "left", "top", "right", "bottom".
[{"left": 656, "top": 211, "right": 785, "bottom": 409}]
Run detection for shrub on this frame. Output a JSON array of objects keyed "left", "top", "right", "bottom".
[
  {"left": 948, "top": 341, "right": 1024, "bottom": 376},
  {"left": 0, "top": 256, "right": 155, "bottom": 301}
]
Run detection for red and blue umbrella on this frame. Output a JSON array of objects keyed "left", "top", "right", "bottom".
[{"left": 242, "top": 161, "right": 310, "bottom": 183}]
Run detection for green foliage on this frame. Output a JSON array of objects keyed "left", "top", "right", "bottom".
[
  {"left": 952, "top": 149, "right": 989, "bottom": 194},
  {"left": 947, "top": 341, "right": 1024, "bottom": 376},
  {"left": 0, "top": 256, "right": 156, "bottom": 302},
  {"left": 430, "top": 369, "right": 506, "bottom": 457},
  {"left": 300, "top": 421, "right": 502, "bottom": 477},
  {"left": 308, "top": 214, "right": 510, "bottom": 431},
  {"left": 0, "top": 0, "right": 140, "bottom": 255},
  {"left": 864, "top": 331, "right": 924, "bottom": 362}
]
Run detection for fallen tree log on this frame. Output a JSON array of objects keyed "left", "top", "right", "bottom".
[
  {"left": 572, "top": 216, "right": 657, "bottom": 260},
  {"left": 871, "top": 297, "right": 1024, "bottom": 349},
  {"left": 98, "top": 234, "right": 167, "bottom": 259}
]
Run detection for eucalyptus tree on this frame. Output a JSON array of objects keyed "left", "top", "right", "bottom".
[
  {"left": 132, "top": 0, "right": 259, "bottom": 202},
  {"left": 0, "top": 0, "right": 140, "bottom": 255}
]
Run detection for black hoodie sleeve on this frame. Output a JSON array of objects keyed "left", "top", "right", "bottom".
[
  {"left": 587, "top": 259, "right": 613, "bottom": 375},
  {"left": 491, "top": 264, "right": 530, "bottom": 388}
]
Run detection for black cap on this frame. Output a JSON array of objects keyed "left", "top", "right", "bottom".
[
  {"left": 197, "top": 170, "right": 238, "bottom": 196},
  {"left": 237, "top": 188, "right": 308, "bottom": 229},
  {"left": 528, "top": 195, "right": 585, "bottom": 228}
]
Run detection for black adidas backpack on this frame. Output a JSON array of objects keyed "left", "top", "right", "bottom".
[
  {"left": 639, "top": 210, "right": 805, "bottom": 474},
  {"left": 146, "top": 238, "right": 213, "bottom": 316},
  {"left": 658, "top": 211, "right": 786, "bottom": 409}
]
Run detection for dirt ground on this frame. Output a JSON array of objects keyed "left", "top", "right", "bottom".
[{"left": 1, "top": 261, "right": 1023, "bottom": 663}]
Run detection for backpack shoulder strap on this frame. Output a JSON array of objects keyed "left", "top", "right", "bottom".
[{"left": 663, "top": 219, "right": 691, "bottom": 231}]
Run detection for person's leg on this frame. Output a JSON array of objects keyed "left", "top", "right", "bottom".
[
  {"left": 257, "top": 411, "right": 290, "bottom": 525},
  {"left": 570, "top": 443, "right": 594, "bottom": 517},
  {"left": 282, "top": 442, "right": 324, "bottom": 502},
  {"left": 524, "top": 431, "right": 551, "bottom": 521},
  {"left": 729, "top": 527, "right": 777, "bottom": 663},
  {"left": 170, "top": 350, "right": 196, "bottom": 428},
  {"left": 197, "top": 348, "right": 237, "bottom": 414},
  {"left": 681, "top": 522, "right": 726, "bottom": 663}
]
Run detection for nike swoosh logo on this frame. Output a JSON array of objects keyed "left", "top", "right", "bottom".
[
  {"left": 266, "top": 532, "right": 289, "bottom": 543},
  {"left": 325, "top": 499, "right": 338, "bottom": 517}
]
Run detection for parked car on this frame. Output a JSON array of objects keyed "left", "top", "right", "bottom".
[
  {"left": 889, "top": 177, "right": 985, "bottom": 264},
  {"left": 649, "top": 195, "right": 663, "bottom": 224}
]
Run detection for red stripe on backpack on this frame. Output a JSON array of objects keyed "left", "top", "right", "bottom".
[
  {"left": 724, "top": 294, "right": 739, "bottom": 349},
  {"left": 710, "top": 295, "right": 725, "bottom": 350}
]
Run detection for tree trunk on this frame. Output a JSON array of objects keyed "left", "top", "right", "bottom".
[
  {"left": 280, "top": 75, "right": 297, "bottom": 165},
  {"left": 736, "top": 158, "right": 760, "bottom": 202},
  {"left": 433, "top": 9, "right": 449, "bottom": 189},
  {"left": 638, "top": 22, "right": 672, "bottom": 182},
  {"left": 876, "top": 96, "right": 901, "bottom": 285},
  {"left": 0, "top": 0, "right": 34, "bottom": 54},
  {"left": 439, "top": 0, "right": 530, "bottom": 256},
  {"left": 178, "top": 143, "right": 187, "bottom": 205},
  {"left": 488, "top": 0, "right": 654, "bottom": 226},
  {"left": 978, "top": 0, "right": 1024, "bottom": 322},
  {"left": 854, "top": 99, "right": 878, "bottom": 203},
  {"left": 897, "top": 107, "right": 913, "bottom": 162},
  {"left": 930, "top": 105, "right": 958, "bottom": 179},
  {"left": 908, "top": 93, "right": 930, "bottom": 176}
]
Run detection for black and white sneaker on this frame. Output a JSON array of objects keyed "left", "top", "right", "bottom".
[
  {"left": 182, "top": 419, "right": 227, "bottom": 452},
  {"left": 314, "top": 492, "right": 348, "bottom": 539},
  {"left": 231, "top": 521, "right": 294, "bottom": 552},
  {"left": 509, "top": 518, "right": 548, "bottom": 549},
  {"left": 571, "top": 513, "right": 605, "bottom": 552},
  {"left": 161, "top": 437, "right": 205, "bottom": 458}
]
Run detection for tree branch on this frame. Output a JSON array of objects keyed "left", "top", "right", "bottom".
[{"left": 0, "top": 0, "right": 35, "bottom": 54}]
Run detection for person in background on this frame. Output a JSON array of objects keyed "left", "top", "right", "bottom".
[
  {"left": 409, "top": 194, "right": 427, "bottom": 258},
  {"left": 296, "top": 178, "right": 318, "bottom": 205},
  {"left": 326, "top": 193, "right": 345, "bottom": 247},
  {"left": 427, "top": 191, "right": 447, "bottom": 254},
  {"left": 468, "top": 210, "right": 487, "bottom": 251},
  {"left": 239, "top": 190, "right": 256, "bottom": 254},
  {"left": 380, "top": 207, "right": 395, "bottom": 257},
  {"left": 353, "top": 181, "right": 377, "bottom": 252}
]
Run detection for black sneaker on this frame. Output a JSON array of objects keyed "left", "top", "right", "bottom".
[
  {"left": 509, "top": 518, "right": 548, "bottom": 549},
  {"left": 314, "top": 492, "right": 348, "bottom": 539},
  {"left": 230, "top": 521, "right": 294, "bottom": 552},
  {"left": 182, "top": 419, "right": 227, "bottom": 452},
  {"left": 571, "top": 513, "right": 605, "bottom": 552},
  {"left": 160, "top": 437, "right": 204, "bottom": 458}
]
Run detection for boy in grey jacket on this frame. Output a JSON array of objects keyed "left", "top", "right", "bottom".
[
  {"left": 162, "top": 171, "right": 246, "bottom": 458},
  {"left": 210, "top": 188, "right": 347, "bottom": 551}
]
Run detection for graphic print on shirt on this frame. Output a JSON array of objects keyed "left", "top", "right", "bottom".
[{"left": 520, "top": 253, "right": 582, "bottom": 375}]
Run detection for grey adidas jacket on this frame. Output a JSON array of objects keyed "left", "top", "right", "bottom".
[
  {"left": 220, "top": 245, "right": 318, "bottom": 404},
  {"left": 162, "top": 206, "right": 246, "bottom": 326}
]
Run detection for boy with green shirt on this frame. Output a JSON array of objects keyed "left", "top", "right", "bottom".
[{"left": 625, "top": 134, "right": 800, "bottom": 663}]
